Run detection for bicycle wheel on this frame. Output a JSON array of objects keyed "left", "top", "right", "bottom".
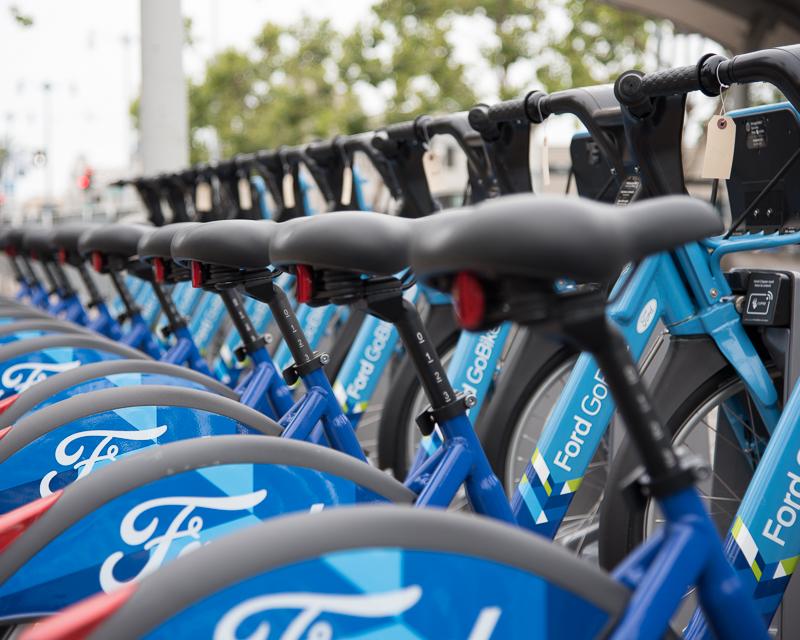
[{"left": 598, "top": 336, "right": 786, "bottom": 632}]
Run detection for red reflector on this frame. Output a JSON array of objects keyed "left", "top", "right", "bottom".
[
  {"left": 153, "top": 257, "right": 166, "bottom": 283},
  {"left": 58, "top": 248, "right": 68, "bottom": 264},
  {"left": 0, "top": 394, "right": 18, "bottom": 415},
  {"left": 453, "top": 272, "right": 485, "bottom": 331},
  {"left": 91, "top": 252, "right": 104, "bottom": 273},
  {"left": 295, "top": 265, "right": 313, "bottom": 303},
  {"left": 19, "top": 580, "right": 137, "bottom": 640},
  {"left": 5, "top": 247, "right": 16, "bottom": 257},
  {"left": 0, "top": 490, "right": 62, "bottom": 554},
  {"left": 191, "top": 261, "right": 204, "bottom": 288}
]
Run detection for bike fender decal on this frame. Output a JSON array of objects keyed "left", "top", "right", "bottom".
[
  {"left": 143, "top": 548, "right": 611, "bottom": 639},
  {"left": 0, "top": 464, "right": 390, "bottom": 617},
  {"left": 0, "top": 406, "right": 247, "bottom": 514}
]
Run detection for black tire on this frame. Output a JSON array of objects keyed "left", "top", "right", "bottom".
[{"left": 376, "top": 304, "right": 460, "bottom": 476}]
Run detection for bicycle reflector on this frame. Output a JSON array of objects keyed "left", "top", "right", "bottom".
[
  {"left": 0, "top": 490, "right": 63, "bottom": 554},
  {"left": 153, "top": 257, "right": 166, "bottom": 284},
  {"left": 453, "top": 272, "right": 485, "bottom": 330},
  {"left": 295, "top": 264, "right": 314, "bottom": 303},
  {"left": 91, "top": 251, "right": 105, "bottom": 273},
  {"left": 58, "top": 248, "right": 68, "bottom": 265},
  {"left": 191, "top": 261, "right": 204, "bottom": 288}
]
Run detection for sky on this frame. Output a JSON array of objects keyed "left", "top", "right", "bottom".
[{"left": 0, "top": 0, "right": 375, "bottom": 202}]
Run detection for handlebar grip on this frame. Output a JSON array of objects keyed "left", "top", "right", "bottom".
[
  {"left": 384, "top": 120, "right": 417, "bottom": 140},
  {"left": 639, "top": 64, "right": 701, "bottom": 97},
  {"left": 487, "top": 98, "right": 529, "bottom": 122}
]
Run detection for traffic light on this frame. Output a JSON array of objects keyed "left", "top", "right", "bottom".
[{"left": 77, "top": 167, "right": 93, "bottom": 191}]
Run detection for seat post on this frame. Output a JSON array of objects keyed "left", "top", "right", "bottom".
[
  {"left": 560, "top": 301, "right": 692, "bottom": 494},
  {"left": 150, "top": 279, "right": 186, "bottom": 335},
  {"left": 108, "top": 270, "right": 140, "bottom": 320},
  {"left": 217, "top": 287, "right": 267, "bottom": 356},
  {"left": 75, "top": 262, "right": 105, "bottom": 308},
  {"left": 367, "top": 294, "right": 458, "bottom": 411}
]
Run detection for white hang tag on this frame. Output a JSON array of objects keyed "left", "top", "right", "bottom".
[
  {"left": 701, "top": 115, "right": 736, "bottom": 180},
  {"left": 195, "top": 182, "right": 212, "bottom": 212},
  {"left": 237, "top": 177, "right": 253, "bottom": 210},
  {"left": 282, "top": 172, "right": 296, "bottom": 209},
  {"left": 423, "top": 149, "right": 440, "bottom": 176},
  {"left": 340, "top": 164, "right": 353, "bottom": 207},
  {"left": 541, "top": 134, "right": 551, "bottom": 187}
]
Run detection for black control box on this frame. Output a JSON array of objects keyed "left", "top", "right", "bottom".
[
  {"left": 738, "top": 270, "right": 792, "bottom": 326},
  {"left": 727, "top": 106, "right": 800, "bottom": 234}
]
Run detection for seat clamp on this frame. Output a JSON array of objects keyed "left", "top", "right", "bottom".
[
  {"left": 233, "top": 335, "right": 270, "bottom": 362},
  {"left": 415, "top": 393, "right": 477, "bottom": 437},
  {"left": 160, "top": 319, "right": 188, "bottom": 339},
  {"left": 282, "top": 352, "right": 330, "bottom": 386}
]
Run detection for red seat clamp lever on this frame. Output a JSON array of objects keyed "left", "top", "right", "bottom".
[
  {"left": 19, "top": 581, "right": 138, "bottom": 640},
  {"left": 453, "top": 271, "right": 486, "bottom": 331},
  {"left": 58, "top": 248, "right": 68, "bottom": 264},
  {"left": 0, "top": 394, "right": 18, "bottom": 415},
  {"left": 191, "top": 261, "right": 204, "bottom": 288},
  {"left": 295, "top": 265, "right": 314, "bottom": 303},
  {"left": 0, "top": 490, "right": 63, "bottom": 554},
  {"left": 91, "top": 251, "right": 105, "bottom": 273},
  {"left": 153, "top": 257, "right": 166, "bottom": 283}
]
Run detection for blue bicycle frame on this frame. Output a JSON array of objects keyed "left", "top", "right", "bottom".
[{"left": 509, "top": 233, "right": 794, "bottom": 535}]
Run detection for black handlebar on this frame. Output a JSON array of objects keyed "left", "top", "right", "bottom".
[{"left": 616, "top": 46, "right": 800, "bottom": 118}]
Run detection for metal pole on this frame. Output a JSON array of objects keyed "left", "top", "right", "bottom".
[{"left": 139, "top": 0, "right": 189, "bottom": 174}]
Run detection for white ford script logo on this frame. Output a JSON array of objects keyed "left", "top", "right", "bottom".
[
  {"left": 40, "top": 426, "right": 169, "bottom": 496},
  {"left": 0, "top": 360, "right": 81, "bottom": 396},
  {"left": 100, "top": 490, "right": 267, "bottom": 592},
  {"left": 214, "top": 586, "right": 501, "bottom": 640}
]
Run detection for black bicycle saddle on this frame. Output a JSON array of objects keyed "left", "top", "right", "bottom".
[
  {"left": 171, "top": 219, "right": 276, "bottom": 269},
  {"left": 410, "top": 194, "right": 722, "bottom": 283},
  {"left": 138, "top": 222, "right": 201, "bottom": 261},
  {"left": 270, "top": 212, "right": 413, "bottom": 275},
  {"left": 78, "top": 223, "right": 153, "bottom": 261},
  {"left": 0, "top": 228, "right": 25, "bottom": 254},
  {"left": 22, "top": 228, "right": 57, "bottom": 260},
  {"left": 51, "top": 223, "right": 100, "bottom": 265}
]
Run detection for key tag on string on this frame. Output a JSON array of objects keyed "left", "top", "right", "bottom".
[
  {"left": 195, "top": 181, "right": 212, "bottom": 212},
  {"left": 237, "top": 176, "right": 253, "bottom": 210},
  {"left": 539, "top": 102, "right": 551, "bottom": 187},
  {"left": 420, "top": 121, "right": 440, "bottom": 176},
  {"left": 701, "top": 78, "right": 736, "bottom": 180},
  {"left": 340, "top": 162, "right": 353, "bottom": 207},
  {"left": 282, "top": 169, "right": 296, "bottom": 209}
]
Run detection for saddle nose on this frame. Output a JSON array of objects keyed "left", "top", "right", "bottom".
[{"left": 78, "top": 223, "right": 154, "bottom": 262}]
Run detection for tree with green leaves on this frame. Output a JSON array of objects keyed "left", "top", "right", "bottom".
[
  {"left": 188, "top": 17, "right": 368, "bottom": 162},
  {"left": 167, "top": 1, "right": 649, "bottom": 162},
  {"left": 343, "top": 0, "right": 648, "bottom": 103}
]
